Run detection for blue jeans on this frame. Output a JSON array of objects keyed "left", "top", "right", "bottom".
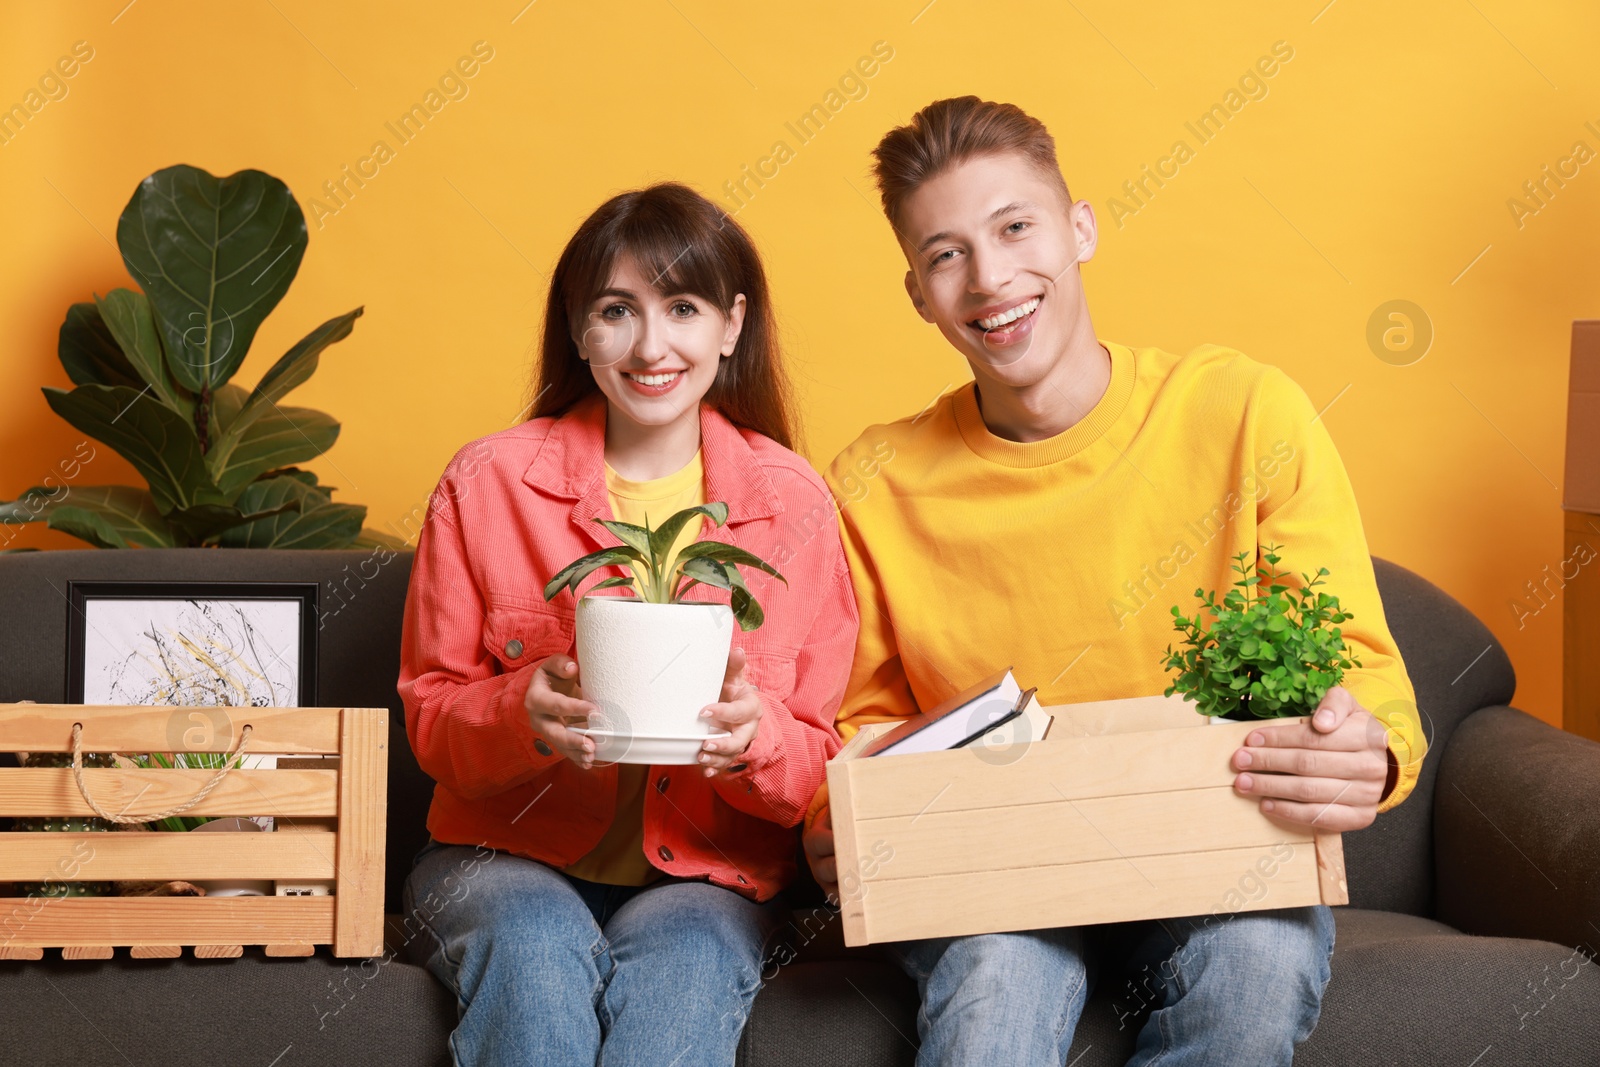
[
  {"left": 883, "top": 904, "right": 1336, "bottom": 1067},
  {"left": 399, "top": 836, "right": 785, "bottom": 1067}
]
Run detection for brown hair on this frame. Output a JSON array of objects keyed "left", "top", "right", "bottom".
[
  {"left": 528, "top": 182, "right": 796, "bottom": 451},
  {"left": 871, "top": 96, "right": 1072, "bottom": 231}
]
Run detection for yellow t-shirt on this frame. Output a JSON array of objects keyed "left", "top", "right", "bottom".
[
  {"left": 561, "top": 449, "right": 707, "bottom": 886},
  {"left": 823, "top": 339, "right": 1426, "bottom": 815}
]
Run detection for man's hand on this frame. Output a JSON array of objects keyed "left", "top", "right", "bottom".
[
  {"left": 698, "top": 646, "right": 763, "bottom": 778},
  {"left": 802, "top": 781, "right": 838, "bottom": 902},
  {"left": 1232, "top": 684, "right": 1392, "bottom": 832},
  {"left": 523, "top": 654, "right": 597, "bottom": 769}
]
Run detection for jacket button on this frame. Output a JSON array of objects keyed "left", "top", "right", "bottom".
[
  {"left": 534, "top": 739, "right": 552, "bottom": 757},
  {"left": 655, "top": 776, "right": 669, "bottom": 794},
  {"left": 504, "top": 639, "right": 524, "bottom": 659},
  {"left": 657, "top": 845, "right": 674, "bottom": 862}
]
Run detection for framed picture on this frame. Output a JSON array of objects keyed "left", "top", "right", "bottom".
[{"left": 65, "top": 581, "right": 318, "bottom": 708}]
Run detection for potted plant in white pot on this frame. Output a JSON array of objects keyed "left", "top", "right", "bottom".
[{"left": 541, "top": 502, "right": 785, "bottom": 764}]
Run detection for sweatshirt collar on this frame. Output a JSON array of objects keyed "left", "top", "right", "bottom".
[
  {"left": 522, "top": 393, "right": 783, "bottom": 549},
  {"left": 952, "top": 338, "right": 1136, "bottom": 468}
]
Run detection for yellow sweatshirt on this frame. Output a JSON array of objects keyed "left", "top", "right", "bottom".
[{"left": 822, "top": 338, "right": 1425, "bottom": 814}]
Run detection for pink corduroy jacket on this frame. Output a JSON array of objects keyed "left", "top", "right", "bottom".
[{"left": 397, "top": 394, "right": 859, "bottom": 901}]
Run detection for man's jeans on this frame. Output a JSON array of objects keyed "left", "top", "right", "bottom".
[
  {"left": 883, "top": 904, "right": 1336, "bottom": 1067},
  {"left": 400, "top": 836, "right": 784, "bottom": 1066}
]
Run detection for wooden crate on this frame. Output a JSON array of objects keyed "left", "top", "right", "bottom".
[
  {"left": 826, "top": 695, "right": 1347, "bottom": 946},
  {"left": 0, "top": 704, "right": 387, "bottom": 959}
]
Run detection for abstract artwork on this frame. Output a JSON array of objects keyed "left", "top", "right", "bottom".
[{"left": 66, "top": 582, "right": 318, "bottom": 708}]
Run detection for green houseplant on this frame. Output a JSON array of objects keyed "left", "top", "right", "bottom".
[
  {"left": 542, "top": 502, "right": 786, "bottom": 763},
  {"left": 0, "top": 164, "right": 400, "bottom": 550},
  {"left": 542, "top": 501, "right": 785, "bottom": 630},
  {"left": 1161, "top": 545, "right": 1362, "bottom": 721}
]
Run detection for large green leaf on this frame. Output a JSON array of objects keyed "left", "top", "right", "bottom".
[
  {"left": 93, "top": 289, "right": 191, "bottom": 418},
  {"left": 117, "top": 165, "right": 307, "bottom": 391},
  {"left": 0, "top": 485, "right": 175, "bottom": 549},
  {"left": 543, "top": 546, "right": 647, "bottom": 602},
  {"left": 647, "top": 502, "right": 728, "bottom": 567},
  {"left": 672, "top": 539, "right": 786, "bottom": 583},
  {"left": 211, "top": 308, "right": 363, "bottom": 452},
  {"left": 218, "top": 474, "right": 364, "bottom": 548},
  {"left": 58, "top": 302, "right": 143, "bottom": 389},
  {"left": 210, "top": 383, "right": 248, "bottom": 430},
  {"left": 52, "top": 486, "right": 175, "bottom": 548},
  {"left": 679, "top": 556, "right": 767, "bottom": 630},
  {"left": 211, "top": 405, "right": 340, "bottom": 498},
  {"left": 41, "top": 384, "right": 227, "bottom": 514}
]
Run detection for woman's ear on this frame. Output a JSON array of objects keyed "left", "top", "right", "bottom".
[{"left": 720, "top": 293, "right": 748, "bottom": 357}]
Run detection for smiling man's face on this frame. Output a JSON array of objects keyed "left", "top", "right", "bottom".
[{"left": 897, "top": 151, "right": 1097, "bottom": 388}]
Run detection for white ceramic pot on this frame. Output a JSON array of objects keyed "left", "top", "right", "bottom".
[
  {"left": 190, "top": 816, "right": 274, "bottom": 896},
  {"left": 575, "top": 596, "right": 735, "bottom": 751}
]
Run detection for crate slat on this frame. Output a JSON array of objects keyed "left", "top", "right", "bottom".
[
  {"left": 854, "top": 786, "right": 1309, "bottom": 882},
  {"left": 1039, "top": 693, "right": 1209, "bottom": 736},
  {"left": 1315, "top": 831, "right": 1350, "bottom": 905},
  {"left": 194, "top": 945, "right": 242, "bottom": 958},
  {"left": 130, "top": 945, "right": 182, "bottom": 958},
  {"left": 837, "top": 717, "right": 1295, "bottom": 819},
  {"left": 62, "top": 945, "right": 114, "bottom": 959},
  {"left": 334, "top": 708, "right": 387, "bottom": 958},
  {"left": 0, "top": 896, "right": 334, "bottom": 947},
  {"left": 854, "top": 842, "right": 1327, "bottom": 944},
  {"left": 0, "top": 705, "right": 341, "bottom": 754},
  {"left": 0, "top": 768, "right": 339, "bottom": 818},
  {"left": 0, "top": 830, "right": 336, "bottom": 881}
]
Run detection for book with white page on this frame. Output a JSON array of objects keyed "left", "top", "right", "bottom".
[{"left": 861, "top": 667, "right": 1044, "bottom": 758}]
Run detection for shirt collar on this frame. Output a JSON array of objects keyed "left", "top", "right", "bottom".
[{"left": 521, "top": 392, "right": 783, "bottom": 549}]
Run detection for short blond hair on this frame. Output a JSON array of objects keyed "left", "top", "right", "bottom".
[{"left": 871, "top": 96, "right": 1071, "bottom": 230}]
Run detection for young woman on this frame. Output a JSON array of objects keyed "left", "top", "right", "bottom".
[{"left": 396, "top": 182, "right": 859, "bottom": 1065}]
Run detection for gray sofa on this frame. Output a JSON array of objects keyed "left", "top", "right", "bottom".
[{"left": 1, "top": 548, "right": 1597, "bottom": 1066}]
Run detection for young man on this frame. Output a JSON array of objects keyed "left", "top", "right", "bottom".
[{"left": 805, "top": 97, "right": 1426, "bottom": 1066}]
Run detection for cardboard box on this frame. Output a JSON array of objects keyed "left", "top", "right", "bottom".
[
  {"left": 825, "top": 695, "right": 1347, "bottom": 947},
  {"left": 1565, "top": 321, "right": 1600, "bottom": 742}
]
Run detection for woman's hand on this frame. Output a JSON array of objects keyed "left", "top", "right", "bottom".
[
  {"left": 802, "top": 782, "right": 837, "bottom": 901},
  {"left": 698, "top": 646, "right": 763, "bottom": 778},
  {"left": 523, "top": 653, "right": 598, "bottom": 769}
]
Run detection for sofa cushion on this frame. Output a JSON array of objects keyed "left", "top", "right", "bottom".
[
  {"left": 0, "top": 949, "right": 456, "bottom": 1067},
  {"left": 738, "top": 908, "right": 1600, "bottom": 1067}
]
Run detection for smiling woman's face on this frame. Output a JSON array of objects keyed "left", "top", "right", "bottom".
[
  {"left": 898, "top": 151, "right": 1095, "bottom": 386},
  {"left": 576, "top": 255, "right": 746, "bottom": 430}
]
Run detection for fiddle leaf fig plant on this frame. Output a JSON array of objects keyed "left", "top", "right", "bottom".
[
  {"left": 1161, "top": 544, "right": 1362, "bottom": 720},
  {"left": 0, "top": 164, "right": 401, "bottom": 550},
  {"left": 542, "top": 501, "right": 786, "bottom": 631}
]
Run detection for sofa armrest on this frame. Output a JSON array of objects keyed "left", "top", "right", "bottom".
[{"left": 1435, "top": 705, "right": 1600, "bottom": 951}]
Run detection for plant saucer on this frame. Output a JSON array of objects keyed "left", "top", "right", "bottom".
[{"left": 570, "top": 728, "right": 732, "bottom": 766}]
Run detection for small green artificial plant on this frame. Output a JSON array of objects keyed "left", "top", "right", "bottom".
[
  {"left": 541, "top": 502, "right": 786, "bottom": 631},
  {"left": 1161, "top": 544, "right": 1362, "bottom": 720}
]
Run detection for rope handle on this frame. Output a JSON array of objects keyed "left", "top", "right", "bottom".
[{"left": 70, "top": 721, "right": 253, "bottom": 824}]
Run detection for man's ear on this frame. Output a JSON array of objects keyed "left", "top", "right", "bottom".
[
  {"left": 721, "top": 293, "right": 748, "bottom": 357},
  {"left": 1069, "top": 199, "right": 1099, "bottom": 266},
  {"left": 904, "top": 270, "right": 934, "bottom": 324}
]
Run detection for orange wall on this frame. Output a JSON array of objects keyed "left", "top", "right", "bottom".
[{"left": 2, "top": 1, "right": 1596, "bottom": 729}]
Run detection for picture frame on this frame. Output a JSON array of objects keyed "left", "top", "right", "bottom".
[{"left": 64, "top": 580, "right": 319, "bottom": 708}]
